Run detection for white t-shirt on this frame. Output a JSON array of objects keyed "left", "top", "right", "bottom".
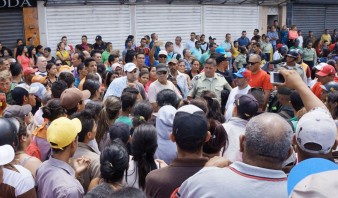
[
  {"left": 273, "top": 51, "right": 283, "bottom": 61},
  {"left": 225, "top": 85, "right": 251, "bottom": 121},
  {"left": 148, "top": 80, "right": 182, "bottom": 103}
]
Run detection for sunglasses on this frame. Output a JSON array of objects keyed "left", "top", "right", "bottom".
[
  {"left": 157, "top": 71, "right": 167, "bottom": 75},
  {"left": 247, "top": 62, "right": 259, "bottom": 65},
  {"left": 56, "top": 63, "right": 62, "bottom": 66},
  {"left": 159, "top": 55, "right": 167, "bottom": 58}
]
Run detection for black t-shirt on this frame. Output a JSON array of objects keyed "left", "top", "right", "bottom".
[{"left": 216, "top": 69, "right": 233, "bottom": 85}]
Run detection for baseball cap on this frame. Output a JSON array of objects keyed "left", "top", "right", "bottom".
[
  {"left": 3, "top": 104, "right": 32, "bottom": 118},
  {"left": 316, "top": 65, "right": 336, "bottom": 77},
  {"left": 215, "top": 46, "right": 226, "bottom": 54},
  {"left": 295, "top": 108, "right": 336, "bottom": 154},
  {"left": 314, "top": 62, "right": 327, "bottom": 70},
  {"left": 208, "top": 36, "right": 216, "bottom": 40},
  {"left": 23, "top": 67, "right": 37, "bottom": 76},
  {"left": 111, "top": 63, "right": 122, "bottom": 71},
  {"left": 59, "top": 65, "right": 73, "bottom": 73},
  {"left": 159, "top": 50, "right": 168, "bottom": 57},
  {"left": 321, "top": 81, "right": 338, "bottom": 93},
  {"left": 123, "top": 63, "right": 137, "bottom": 73},
  {"left": 276, "top": 43, "right": 283, "bottom": 50},
  {"left": 173, "top": 105, "right": 208, "bottom": 143},
  {"left": 288, "top": 158, "right": 338, "bottom": 196},
  {"left": 47, "top": 117, "right": 82, "bottom": 149},
  {"left": 233, "top": 68, "right": 251, "bottom": 79},
  {"left": 32, "top": 75, "right": 47, "bottom": 84},
  {"left": 60, "top": 88, "right": 91, "bottom": 110},
  {"left": 31, "top": 82, "right": 47, "bottom": 99},
  {"left": 168, "top": 59, "right": 178, "bottom": 64},
  {"left": 156, "top": 63, "right": 168, "bottom": 72},
  {"left": 0, "top": 144, "right": 15, "bottom": 165},
  {"left": 95, "top": 35, "right": 102, "bottom": 41},
  {"left": 287, "top": 50, "right": 299, "bottom": 58},
  {"left": 234, "top": 94, "right": 259, "bottom": 119},
  {"left": 16, "top": 83, "right": 39, "bottom": 95}
]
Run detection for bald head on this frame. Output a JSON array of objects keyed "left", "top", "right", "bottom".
[
  {"left": 37, "top": 56, "right": 47, "bottom": 72},
  {"left": 249, "top": 54, "right": 261, "bottom": 62},
  {"left": 243, "top": 113, "right": 292, "bottom": 166}
]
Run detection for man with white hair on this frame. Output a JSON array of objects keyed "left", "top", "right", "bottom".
[{"left": 36, "top": 56, "right": 48, "bottom": 76}]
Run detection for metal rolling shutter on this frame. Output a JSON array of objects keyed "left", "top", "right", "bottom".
[
  {"left": 45, "top": 5, "right": 131, "bottom": 55},
  {"left": 325, "top": 7, "right": 338, "bottom": 30},
  {"left": 292, "top": 5, "right": 326, "bottom": 38},
  {"left": 203, "top": 5, "right": 259, "bottom": 43},
  {"left": 0, "top": 9, "right": 24, "bottom": 52},
  {"left": 135, "top": 5, "right": 202, "bottom": 49}
]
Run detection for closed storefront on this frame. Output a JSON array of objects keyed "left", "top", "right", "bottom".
[
  {"left": 203, "top": 5, "right": 259, "bottom": 42},
  {"left": 289, "top": 1, "right": 338, "bottom": 38},
  {"left": 38, "top": 0, "right": 285, "bottom": 54},
  {"left": 44, "top": 5, "right": 131, "bottom": 54},
  {"left": 0, "top": 9, "right": 24, "bottom": 51},
  {"left": 135, "top": 5, "right": 202, "bottom": 46}
]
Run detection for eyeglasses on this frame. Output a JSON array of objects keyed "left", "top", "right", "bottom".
[
  {"left": 159, "top": 55, "right": 167, "bottom": 58},
  {"left": 157, "top": 71, "right": 167, "bottom": 75},
  {"left": 247, "top": 62, "right": 259, "bottom": 65}
]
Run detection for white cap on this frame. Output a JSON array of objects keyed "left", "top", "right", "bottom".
[
  {"left": 159, "top": 50, "right": 168, "bottom": 56},
  {"left": 314, "top": 62, "right": 327, "bottom": 70},
  {"left": 0, "top": 144, "right": 15, "bottom": 165},
  {"left": 123, "top": 63, "right": 138, "bottom": 72},
  {"left": 16, "top": 83, "right": 39, "bottom": 95},
  {"left": 296, "top": 108, "right": 337, "bottom": 154}
]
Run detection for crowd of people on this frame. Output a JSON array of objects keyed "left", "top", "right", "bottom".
[{"left": 1, "top": 20, "right": 338, "bottom": 198}]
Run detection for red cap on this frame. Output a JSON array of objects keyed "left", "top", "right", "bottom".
[
  {"left": 316, "top": 65, "right": 336, "bottom": 77},
  {"left": 23, "top": 67, "right": 37, "bottom": 76},
  {"left": 276, "top": 43, "right": 283, "bottom": 50}
]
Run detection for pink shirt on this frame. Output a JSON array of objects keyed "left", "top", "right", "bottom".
[{"left": 17, "top": 55, "right": 30, "bottom": 69}]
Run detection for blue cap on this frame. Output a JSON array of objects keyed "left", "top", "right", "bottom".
[
  {"left": 215, "top": 46, "right": 226, "bottom": 55},
  {"left": 233, "top": 68, "right": 251, "bottom": 79},
  {"left": 287, "top": 158, "right": 338, "bottom": 196}
]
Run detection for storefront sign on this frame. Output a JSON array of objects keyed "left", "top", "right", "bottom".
[{"left": 0, "top": 0, "right": 37, "bottom": 8}]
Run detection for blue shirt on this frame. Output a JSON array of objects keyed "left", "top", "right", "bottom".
[
  {"left": 219, "top": 41, "right": 232, "bottom": 57},
  {"left": 267, "top": 31, "right": 279, "bottom": 46},
  {"left": 190, "top": 47, "right": 203, "bottom": 60},
  {"left": 150, "top": 41, "right": 161, "bottom": 59},
  {"left": 237, "top": 37, "right": 250, "bottom": 47},
  {"left": 104, "top": 76, "right": 147, "bottom": 100}
]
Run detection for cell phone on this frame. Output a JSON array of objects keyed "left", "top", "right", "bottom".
[{"left": 270, "top": 72, "right": 285, "bottom": 84}]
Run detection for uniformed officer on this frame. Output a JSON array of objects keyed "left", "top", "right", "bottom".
[
  {"left": 188, "top": 58, "right": 232, "bottom": 103},
  {"left": 278, "top": 50, "right": 307, "bottom": 83}
]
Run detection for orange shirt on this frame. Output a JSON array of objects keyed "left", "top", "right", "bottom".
[
  {"left": 248, "top": 69, "right": 272, "bottom": 90},
  {"left": 311, "top": 81, "right": 322, "bottom": 98}
]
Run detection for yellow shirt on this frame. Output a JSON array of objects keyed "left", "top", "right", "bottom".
[
  {"left": 56, "top": 50, "right": 70, "bottom": 65},
  {"left": 321, "top": 34, "right": 332, "bottom": 44},
  {"left": 232, "top": 47, "right": 239, "bottom": 58}
]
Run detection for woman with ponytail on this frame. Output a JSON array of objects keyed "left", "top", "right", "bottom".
[
  {"left": 132, "top": 101, "right": 153, "bottom": 129},
  {"left": 200, "top": 91, "right": 228, "bottom": 158},
  {"left": 86, "top": 139, "right": 129, "bottom": 197},
  {"left": 123, "top": 124, "right": 166, "bottom": 190},
  {"left": 97, "top": 96, "right": 121, "bottom": 151},
  {"left": 29, "top": 99, "right": 67, "bottom": 161}
]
